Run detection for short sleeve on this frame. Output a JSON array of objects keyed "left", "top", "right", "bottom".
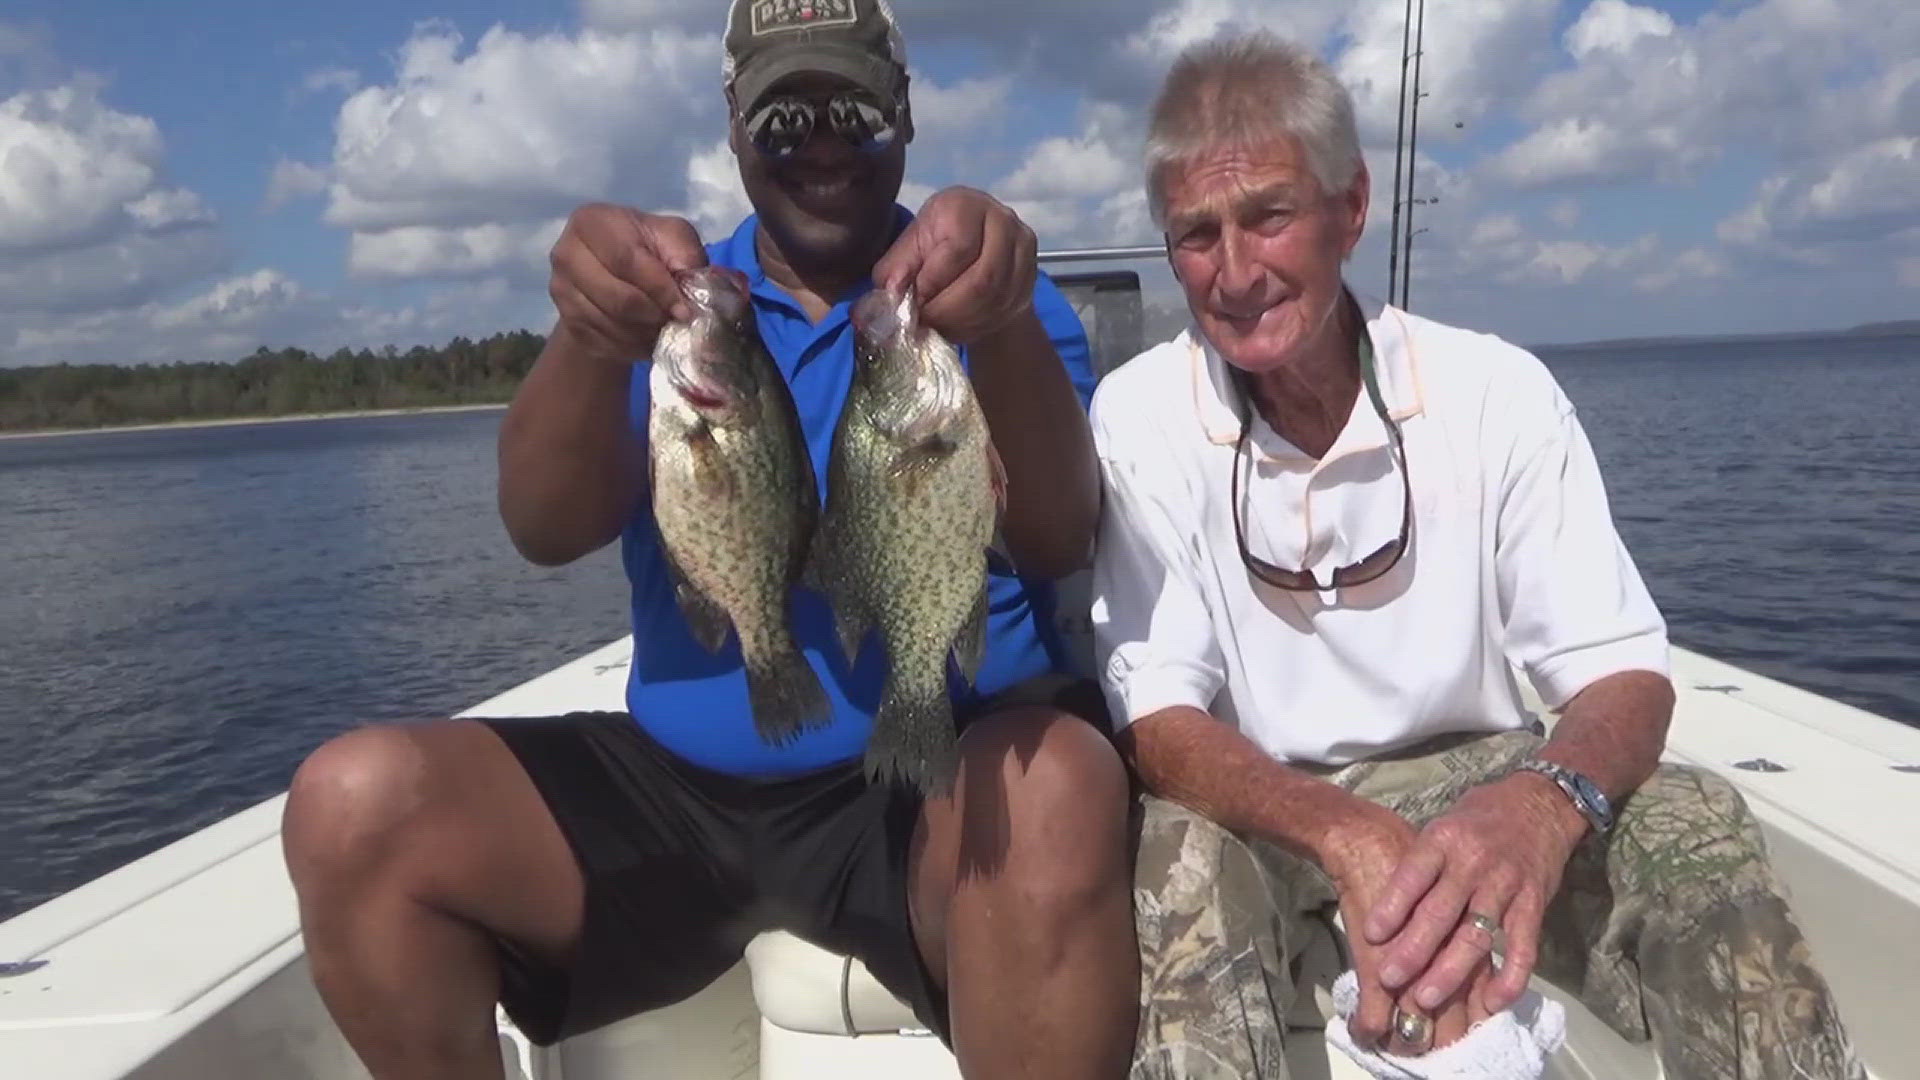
[
  {"left": 1496, "top": 395, "right": 1671, "bottom": 708},
  {"left": 1087, "top": 401, "right": 1229, "bottom": 728},
  {"left": 1031, "top": 271, "right": 1098, "bottom": 412}
]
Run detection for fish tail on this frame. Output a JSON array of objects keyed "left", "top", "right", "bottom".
[
  {"left": 864, "top": 673, "right": 960, "bottom": 797},
  {"left": 743, "top": 632, "right": 831, "bottom": 746}
]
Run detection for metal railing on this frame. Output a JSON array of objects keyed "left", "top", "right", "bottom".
[{"left": 1037, "top": 245, "right": 1164, "bottom": 264}]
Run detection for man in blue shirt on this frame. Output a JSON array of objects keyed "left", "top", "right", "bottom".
[{"left": 280, "top": 2, "right": 1139, "bottom": 1078}]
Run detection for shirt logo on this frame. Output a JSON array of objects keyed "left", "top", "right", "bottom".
[{"left": 750, "top": 0, "right": 857, "bottom": 36}]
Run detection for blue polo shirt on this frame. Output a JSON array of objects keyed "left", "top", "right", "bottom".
[{"left": 620, "top": 209, "right": 1098, "bottom": 777}]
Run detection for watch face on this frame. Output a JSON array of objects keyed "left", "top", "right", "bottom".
[{"left": 1569, "top": 773, "right": 1612, "bottom": 826}]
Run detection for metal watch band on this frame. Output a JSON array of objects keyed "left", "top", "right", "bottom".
[{"left": 1513, "top": 759, "right": 1615, "bottom": 834}]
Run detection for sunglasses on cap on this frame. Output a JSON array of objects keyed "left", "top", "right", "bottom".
[{"left": 741, "top": 90, "right": 901, "bottom": 159}]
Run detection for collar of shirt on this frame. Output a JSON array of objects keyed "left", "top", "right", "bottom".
[
  {"left": 1178, "top": 289, "right": 1427, "bottom": 601},
  {"left": 1187, "top": 289, "right": 1427, "bottom": 468},
  {"left": 710, "top": 205, "right": 916, "bottom": 329}
]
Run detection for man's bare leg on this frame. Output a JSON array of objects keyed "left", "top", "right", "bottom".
[
  {"left": 282, "top": 720, "right": 587, "bottom": 1080},
  {"left": 910, "top": 707, "right": 1141, "bottom": 1079}
]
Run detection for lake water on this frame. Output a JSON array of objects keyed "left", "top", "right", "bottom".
[{"left": 2, "top": 334, "right": 1917, "bottom": 920}]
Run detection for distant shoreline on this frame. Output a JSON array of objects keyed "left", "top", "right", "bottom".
[{"left": 0, "top": 402, "right": 510, "bottom": 442}]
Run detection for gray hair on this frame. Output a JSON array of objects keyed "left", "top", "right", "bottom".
[{"left": 1144, "top": 32, "right": 1363, "bottom": 227}]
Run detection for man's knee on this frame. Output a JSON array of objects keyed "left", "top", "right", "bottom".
[
  {"left": 283, "top": 723, "right": 444, "bottom": 889},
  {"left": 957, "top": 708, "right": 1131, "bottom": 904},
  {"left": 1618, "top": 763, "right": 1778, "bottom": 906},
  {"left": 1632, "top": 763, "right": 1764, "bottom": 842}
]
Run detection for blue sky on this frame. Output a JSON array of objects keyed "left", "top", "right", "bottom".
[{"left": 2, "top": 0, "right": 1915, "bottom": 367}]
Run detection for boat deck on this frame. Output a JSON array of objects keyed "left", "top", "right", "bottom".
[{"left": 3, "top": 630, "right": 1916, "bottom": 1078}]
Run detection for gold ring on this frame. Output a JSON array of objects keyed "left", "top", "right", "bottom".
[{"left": 1392, "top": 1006, "right": 1433, "bottom": 1049}]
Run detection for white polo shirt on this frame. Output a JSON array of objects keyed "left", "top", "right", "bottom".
[{"left": 1087, "top": 292, "right": 1670, "bottom": 766}]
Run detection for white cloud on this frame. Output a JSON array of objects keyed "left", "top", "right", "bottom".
[
  {"left": 301, "top": 67, "right": 361, "bottom": 96},
  {"left": 9, "top": 269, "right": 311, "bottom": 365},
  {"left": 0, "top": 80, "right": 169, "bottom": 252},
  {"left": 1338, "top": 0, "right": 1560, "bottom": 149},
  {"left": 2, "top": 268, "right": 550, "bottom": 368},
  {"left": 265, "top": 159, "right": 330, "bottom": 210},
  {"left": 1633, "top": 246, "right": 1726, "bottom": 293},
  {"left": 1563, "top": 0, "right": 1675, "bottom": 59},
  {"left": 147, "top": 269, "right": 302, "bottom": 332},
  {"left": 1470, "top": 214, "right": 1523, "bottom": 247},
  {"left": 325, "top": 22, "right": 723, "bottom": 246},
  {"left": 577, "top": 0, "right": 720, "bottom": 33},
  {"left": 347, "top": 219, "right": 566, "bottom": 280},
  {"left": 14, "top": 0, "right": 1915, "bottom": 362},
  {"left": 1489, "top": 0, "right": 1920, "bottom": 190},
  {"left": 0, "top": 229, "right": 227, "bottom": 316},
  {"left": 0, "top": 74, "right": 227, "bottom": 326},
  {"left": 1719, "top": 137, "right": 1920, "bottom": 262},
  {"left": 908, "top": 73, "right": 1013, "bottom": 146},
  {"left": 1002, "top": 134, "right": 1132, "bottom": 203},
  {"left": 679, "top": 138, "right": 753, "bottom": 239}
]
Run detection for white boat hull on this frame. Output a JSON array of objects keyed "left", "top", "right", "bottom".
[{"left": 6, "top": 615, "right": 1918, "bottom": 1078}]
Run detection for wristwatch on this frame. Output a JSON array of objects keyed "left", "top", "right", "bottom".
[{"left": 1512, "top": 759, "right": 1615, "bottom": 835}]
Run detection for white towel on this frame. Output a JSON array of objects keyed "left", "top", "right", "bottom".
[{"left": 1323, "top": 971, "right": 1568, "bottom": 1079}]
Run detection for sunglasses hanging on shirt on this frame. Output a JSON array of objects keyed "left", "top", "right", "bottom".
[
  {"left": 1227, "top": 305, "right": 1413, "bottom": 592},
  {"left": 741, "top": 91, "right": 901, "bottom": 160}
]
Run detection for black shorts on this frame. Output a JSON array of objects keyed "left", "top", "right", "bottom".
[{"left": 476, "top": 672, "right": 1109, "bottom": 1048}]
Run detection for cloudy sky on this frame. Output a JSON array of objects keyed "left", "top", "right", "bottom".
[{"left": 1, "top": 0, "right": 1915, "bottom": 368}]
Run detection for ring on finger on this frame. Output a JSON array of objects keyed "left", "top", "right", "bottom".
[
  {"left": 1460, "top": 909, "right": 1505, "bottom": 951},
  {"left": 1391, "top": 1006, "right": 1433, "bottom": 1051}
]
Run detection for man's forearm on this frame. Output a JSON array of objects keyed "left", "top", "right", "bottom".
[
  {"left": 1117, "top": 706, "right": 1399, "bottom": 869},
  {"left": 1518, "top": 669, "right": 1675, "bottom": 833},
  {"left": 1534, "top": 669, "right": 1674, "bottom": 798},
  {"left": 967, "top": 308, "right": 1099, "bottom": 579},
  {"left": 497, "top": 322, "right": 645, "bottom": 566}
]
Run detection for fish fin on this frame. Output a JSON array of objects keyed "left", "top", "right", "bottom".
[
  {"left": 801, "top": 522, "right": 830, "bottom": 596},
  {"left": 831, "top": 591, "right": 873, "bottom": 668},
  {"left": 663, "top": 552, "right": 731, "bottom": 653},
  {"left": 743, "top": 634, "right": 831, "bottom": 746},
  {"left": 980, "top": 433, "right": 1018, "bottom": 575},
  {"left": 864, "top": 676, "right": 960, "bottom": 798},
  {"left": 985, "top": 530, "right": 1020, "bottom": 579},
  {"left": 773, "top": 357, "right": 820, "bottom": 536},
  {"left": 953, "top": 586, "right": 989, "bottom": 686},
  {"left": 687, "top": 420, "right": 733, "bottom": 501},
  {"left": 985, "top": 433, "right": 1009, "bottom": 518}
]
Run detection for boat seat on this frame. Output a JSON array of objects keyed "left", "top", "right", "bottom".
[
  {"left": 742, "top": 920, "right": 1350, "bottom": 1039},
  {"left": 744, "top": 931, "right": 927, "bottom": 1036}
]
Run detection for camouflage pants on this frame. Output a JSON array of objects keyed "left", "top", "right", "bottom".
[{"left": 1128, "top": 730, "right": 1864, "bottom": 1080}]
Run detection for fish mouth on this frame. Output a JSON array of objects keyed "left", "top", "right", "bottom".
[
  {"left": 678, "top": 384, "right": 728, "bottom": 410},
  {"left": 666, "top": 364, "right": 737, "bottom": 412},
  {"left": 674, "top": 267, "right": 752, "bottom": 322},
  {"left": 851, "top": 284, "right": 911, "bottom": 342}
]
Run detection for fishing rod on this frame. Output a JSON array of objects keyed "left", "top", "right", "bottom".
[
  {"left": 1401, "top": 0, "right": 1427, "bottom": 312},
  {"left": 1387, "top": 0, "right": 1414, "bottom": 309},
  {"left": 1388, "top": 0, "right": 1429, "bottom": 310}
]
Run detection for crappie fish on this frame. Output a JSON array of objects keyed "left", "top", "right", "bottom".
[
  {"left": 809, "top": 284, "right": 1007, "bottom": 795},
  {"left": 648, "top": 265, "right": 828, "bottom": 744}
]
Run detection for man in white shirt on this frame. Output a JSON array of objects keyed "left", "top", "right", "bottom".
[{"left": 1093, "top": 30, "right": 1864, "bottom": 1079}]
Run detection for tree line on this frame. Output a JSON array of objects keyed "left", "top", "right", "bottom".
[{"left": 0, "top": 331, "right": 548, "bottom": 433}]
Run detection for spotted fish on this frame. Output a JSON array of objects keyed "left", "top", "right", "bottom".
[
  {"left": 808, "top": 284, "right": 1006, "bottom": 795},
  {"left": 648, "top": 265, "right": 828, "bottom": 744}
]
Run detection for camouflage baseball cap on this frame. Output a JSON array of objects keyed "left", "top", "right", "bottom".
[{"left": 723, "top": 0, "right": 909, "bottom": 113}]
